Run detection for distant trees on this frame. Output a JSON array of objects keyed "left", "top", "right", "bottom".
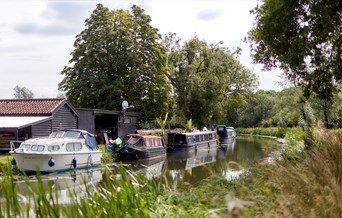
[
  {"left": 59, "top": 4, "right": 171, "bottom": 122},
  {"left": 233, "top": 87, "right": 342, "bottom": 128},
  {"left": 13, "top": 85, "right": 34, "bottom": 99}
]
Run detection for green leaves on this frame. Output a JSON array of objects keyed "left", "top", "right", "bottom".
[
  {"left": 59, "top": 4, "right": 171, "bottom": 121},
  {"left": 247, "top": 0, "right": 342, "bottom": 101},
  {"left": 165, "top": 35, "right": 258, "bottom": 128}
]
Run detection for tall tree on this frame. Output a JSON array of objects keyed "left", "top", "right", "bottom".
[
  {"left": 13, "top": 85, "right": 34, "bottom": 99},
  {"left": 59, "top": 4, "right": 171, "bottom": 122},
  {"left": 246, "top": 0, "right": 342, "bottom": 102},
  {"left": 165, "top": 35, "right": 258, "bottom": 128}
]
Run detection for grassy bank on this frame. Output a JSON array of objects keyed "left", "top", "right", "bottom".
[{"left": 236, "top": 127, "right": 303, "bottom": 139}]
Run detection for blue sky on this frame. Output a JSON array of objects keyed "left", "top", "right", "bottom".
[{"left": 0, "top": 0, "right": 282, "bottom": 99}]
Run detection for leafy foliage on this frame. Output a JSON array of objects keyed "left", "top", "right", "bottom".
[
  {"left": 155, "top": 112, "right": 168, "bottom": 135},
  {"left": 234, "top": 86, "right": 341, "bottom": 129},
  {"left": 164, "top": 34, "right": 259, "bottom": 128},
  {"left": 59, "top": 4, "right": 172, "bottom": 122},
  {"left": 246, "top": 0, "right": 342, "bottom": 101}
]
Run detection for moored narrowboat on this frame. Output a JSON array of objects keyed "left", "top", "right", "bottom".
[
  {"left": 166, "top": 130, "right": 218, "bottom": 150},
  {"left": 216, "top": 125, "right": 236, "bottom": 145},
  {"left": 118, "top": 134, "right": 166, "bottom": 161}
]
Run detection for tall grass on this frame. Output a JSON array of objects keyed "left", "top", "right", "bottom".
[
  {"left": 0, "top": 162, "right": 212, "bottom": 217},
  {"left": 235, "top": 128, "right": 342, "bottom": 217}
]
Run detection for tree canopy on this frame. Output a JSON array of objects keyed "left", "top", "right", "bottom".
[
  {"left": 164, "top": 34, "right": 259, "bottom": 127},
  {"left": 59, "top": 4, "right": 171, "bottom": 122},
  {"left": 13, "top": 85, "right": 34, "bottom": 99},
  {"left": 246, "top": 0, "right": 342, "bottom": 101}
]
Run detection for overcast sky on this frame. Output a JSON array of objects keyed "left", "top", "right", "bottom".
[{"left": 0, "top": 0, "right": 282, "bottom": 99}]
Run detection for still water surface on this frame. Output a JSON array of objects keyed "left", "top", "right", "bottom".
[{"left": 13, "top": 136, "right": 280, "bottom": 203}]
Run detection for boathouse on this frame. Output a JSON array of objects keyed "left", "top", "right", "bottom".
[
  {"left": 0, "top": 98, "right": 78, "bottom": 150},
  {"left": 0, "top": 98, "right": 139, "bottom": 151}
]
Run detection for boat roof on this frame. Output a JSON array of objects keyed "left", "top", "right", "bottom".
[
  {"left": 51, "top": 129, "right": 95, "bottom": 136},
  {"left": 125, "top": 134, "right": 162, "bottom": 139},
  {"left": 176, "top": 131, "right": 215, "bottom": 136}
]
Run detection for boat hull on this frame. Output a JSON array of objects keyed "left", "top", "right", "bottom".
[
  {"left": 118, "top": 146, "right": 166, "bottom": 161},
  {"left": 167, "top": 139, "right": 218, "bottom": 150},
  {"left": 11, "top": 151, "right": 102, "bottom": 174},
  {"left": 219, "top": 137, "right": 236, "bottom": 145}
]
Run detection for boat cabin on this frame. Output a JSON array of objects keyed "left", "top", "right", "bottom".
[
  {"left": 216, "top": 125, "right": 236, "bottom": 145},
  {"left": 167, "top": 131, "right": 217, "bottom": 149},
  {"left": 118, "top": 134, "right": 166, "bottom": 161}
]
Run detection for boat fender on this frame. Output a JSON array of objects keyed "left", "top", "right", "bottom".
[
  {"left": 48, "top": 157, "right": 55, "bottom": 167},
  {"left": 89, "top": 154, "right": 93, "bottom": 166},
  {"left": 72, "top": 157, "right": 77, "bottom": 169},
  {"left": 11, "top": 158, "right": 16, "bottom": 165}
]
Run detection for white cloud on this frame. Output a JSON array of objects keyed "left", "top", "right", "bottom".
[{"left": 0, "top": 0, "right": 282, "bottom": 99}]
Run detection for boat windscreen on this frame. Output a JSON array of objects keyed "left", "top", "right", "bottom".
[
  {"left": 84, "top": 133, "right": 99, "bottom": 150},
  {"left": 124, "top": 136, "right": 143, "bottom": 146}
]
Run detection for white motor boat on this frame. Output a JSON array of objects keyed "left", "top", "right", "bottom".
[{"left": 10, "top": 129, "right": 102, "bottom": 174}]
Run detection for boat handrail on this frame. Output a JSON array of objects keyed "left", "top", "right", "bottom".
[{"left": 10, "top": 140, "right": 24, "bottom": 151}]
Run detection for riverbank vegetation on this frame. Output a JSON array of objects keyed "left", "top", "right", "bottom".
[{"left": 1, "top": 126, "right": 341, "bottom": 217}]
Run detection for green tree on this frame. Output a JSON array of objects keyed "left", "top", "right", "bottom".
[
  {"left": 13, "top": 85, "right": 34, "bottom": 99},
  {"left": 272, "top": 87, "right": 303, "bottom": 127},
  {"left": 238, "top": 91, "right": 277, "bottom": 127},
  {"left": 59, "top": 4, "right": 171, "bottom": 122},
  {"left": 246, "top": 0, "right": 342, "bottom": 101},
  {"left": 165, "top": 35, "right": 258, "bottom": 128}
]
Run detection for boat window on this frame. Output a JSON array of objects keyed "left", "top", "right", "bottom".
[
  {"left": 49, "top": 130, "right": 64, "bottom": 138},
  {"left": 20, "top": 143, "right": 31, "bottom": 151},
  {"left": 187, "top": 136, "right": 192, "bottom": 144},
  {"left": 48, "top": 145, "right": 61, "bottom": 152},
  {"left": 63, "top": 131, "right": 80, "bottom": 139},
  {"left": 66, "top": 142, "right": 82, "bottom": 152},
  {"left": 154, "top": 138, "right": 160, "bottom": 146},
  {"left": 195, "top": 135, "right": 200, "bottom": 142},
  {"left": 208, "top": 134, "right": 213, "bottom": 140},
  {"left": 145, "top": 138, "right": 150, "bottom": 147},
  {"left": 217, "top": 126, "right": 225, "bottom": 131},
  {"left": 31, "top": 145, "right": 45, "bottom": 152}
]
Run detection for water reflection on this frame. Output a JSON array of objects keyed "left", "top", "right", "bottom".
[
  {"left": 162, "top": 136, "right": 279, "bottom": 187},
  {"left": 15, "top": 169, "right": 103, "bottom": 204},
  {"left": 123, "top": 157, "right": 167, "bottom": 180}
]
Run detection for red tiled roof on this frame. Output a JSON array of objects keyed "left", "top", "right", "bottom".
[{"left": 0, "top": 98, "right": 65, "bottom": 115}]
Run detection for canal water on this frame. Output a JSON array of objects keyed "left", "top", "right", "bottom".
[{"left": 12, "top": 136, "right": 280, "bottom": 203}]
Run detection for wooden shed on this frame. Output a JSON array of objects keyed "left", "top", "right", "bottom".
[
  {"left": 0, "top": 98, "right": 78, "bottom": 151},
  {"left": 77, "top": 108, "right": 140, "bottom": 144}
]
